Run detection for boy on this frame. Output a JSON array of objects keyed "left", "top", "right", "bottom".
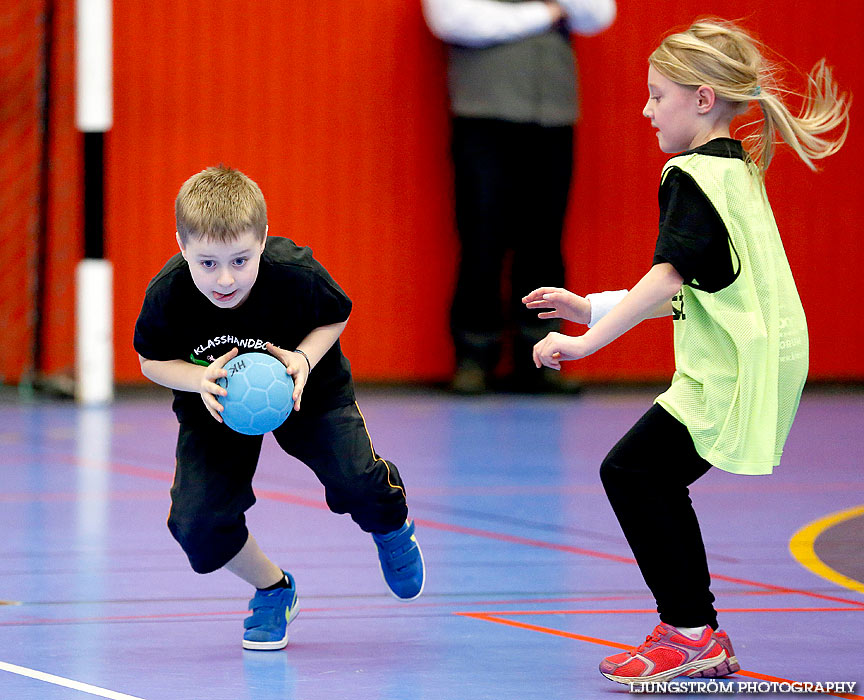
[{"left": 133, "top": 165, "right": 425, "bottom": 650}]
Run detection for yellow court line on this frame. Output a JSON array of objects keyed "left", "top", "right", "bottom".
[{"left": 789, "top": 505, "right": 864, "bottom": 595}]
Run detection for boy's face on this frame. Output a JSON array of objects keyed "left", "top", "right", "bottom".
[{"left": 177, "top": 228, "right": 266, "bottom": 309}]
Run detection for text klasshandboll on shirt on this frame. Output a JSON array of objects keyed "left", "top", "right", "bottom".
[{"left": 133, "top": 236, "right": 356, "bottom": 420}]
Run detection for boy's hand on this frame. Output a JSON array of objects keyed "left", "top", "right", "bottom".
[
  {"left": 265, "top": 343, "right": 307, "bottom": 411},
  {"left": 200, "top": 347, "right": 239, "bottom": 422},
  {"left": 522, "top": 287, "right": 591, "bottom": 325},
  {"left": 533, "top": 332, "right": 592, "bottom": 370}
]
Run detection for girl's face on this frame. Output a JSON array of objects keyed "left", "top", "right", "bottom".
[{"left": 643, "top": 65, "right": 703, "bottom": 154}]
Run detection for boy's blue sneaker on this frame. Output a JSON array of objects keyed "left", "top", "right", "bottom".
[
  {"left": 372, "top": 520, "right": 425, "bottom": 600},
  {"left": 242, "top": 571, "right": 299, "bottom": 650}
]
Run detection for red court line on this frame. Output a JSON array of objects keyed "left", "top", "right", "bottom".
[
  {"left": 7, "top": 603, "right": 858, "bottom": 629},
  {"left": 738, "top": 670, "right": 862, "bottom": 700},
  {"left": 709, "top": 573, "right": 864, "bottom": 607},
  {"left": 0, "top": 608, "right": 325, "bottom": 626},
  {"left": 461, "top": 612, "right": 631, "bottom": 649},
  {"left": 56, "top": 452, "right": 329, "bottom": 509},
  {"left": 413, "top": 518, "right": 638, "bottom": 563},
  {"left": 59, "top": 452, "right": 864, "bottom": 608},
  {"left": 460, "top": 613, "right": 864, "bottom": 699},
  {"left": 0, "top": 611, "right": 247, "bottom": 626},
  {"left": 0, "top": 491, "right": 165, "bottom": 503},
  {"left": 414, "top": 517, "right": 864, "bottom": 607},
  {"left": 56, "top": 454, "right": 175, "bottom": 484},
  {"left": 458, "top": 606, "right": 864, "bottom": 616}
]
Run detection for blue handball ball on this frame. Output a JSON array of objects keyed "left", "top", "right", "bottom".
[{"left": 215, "top": 352, "right": 294, "bottom": 435}]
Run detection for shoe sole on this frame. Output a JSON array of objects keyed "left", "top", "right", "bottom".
[
  {"left": 601, "top": 649, "right": 729, "bottom": 685},
  {"left": 692, "top": 653, "right": 740, "bottom": 677},
  {"left": 701, "top": 633, "right": 740, "bottom": 676},
  {"left": 242, "top": 598, "right": 300, "bottom": 651},
  {"left": 378, "top": 541, "right": 426, "bottom": 601}
]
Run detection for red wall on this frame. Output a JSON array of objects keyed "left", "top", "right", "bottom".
[
  {"left": 0, "top": 2, "right": 43, "bottom": 383},
  {"left": 0, "top": 0, "right": 82, "bottom": 383},
  {"left": 56, "top": 1, "right": 864, "bottom": 383}
]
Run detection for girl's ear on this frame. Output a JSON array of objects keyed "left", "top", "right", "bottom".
[{"left": 695, "top": 85, "right": 717, "bottom": 114}]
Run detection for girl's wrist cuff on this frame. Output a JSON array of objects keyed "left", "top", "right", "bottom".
[{"left": 586, "top": 289, "right": 629, "bottom": 327}]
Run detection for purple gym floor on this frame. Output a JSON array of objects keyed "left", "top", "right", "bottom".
[{"left": 1, "top": 386, "right": 862, "bottom": 699}]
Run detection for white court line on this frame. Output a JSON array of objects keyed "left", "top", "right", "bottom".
[{"left": 0, "top": 661, "right": 147, "bottom": 700}]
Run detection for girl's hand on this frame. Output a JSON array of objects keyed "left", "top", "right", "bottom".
[
  {"left": 200, "top": 347, "right": 239, "bottom": 422},
  {"left": 266, "top": 342, "right": 308, "bottom": 411},
  {"left": 532, "top": 332, "right": 593, "bottom": 370},
  {"left": 522, "top": 287, "right": 591, "bottom": 325}
]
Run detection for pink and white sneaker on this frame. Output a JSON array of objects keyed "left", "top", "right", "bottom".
[
  {"left": 600, "top": 623, "right": 736, "bottom": 684},
  {"left": 694, "top": 629, "right": 740, "bottom": 677}
]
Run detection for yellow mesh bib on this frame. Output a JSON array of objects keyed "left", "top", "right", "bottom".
[{"left": 655, "top": 154, "right": 808, "bottom": 475}]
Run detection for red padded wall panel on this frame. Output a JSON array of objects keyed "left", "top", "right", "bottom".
[{"left": 103, "top": 1, "right": 863, "bottom": 383}]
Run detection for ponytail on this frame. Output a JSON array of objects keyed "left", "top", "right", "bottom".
[
  {"left": 650, "top": 19, "right": 850, "bottom": 176},
  {"left": 750, "top": 59, "right": 850, "bottom": 172}
]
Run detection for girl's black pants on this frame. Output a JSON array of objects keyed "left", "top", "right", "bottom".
[{"left": 600, "top": 403, "right": 719, "bottom": 629}]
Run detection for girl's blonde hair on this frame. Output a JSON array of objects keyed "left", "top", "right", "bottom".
[{"left": 649, "top": 19, "right": 850, "bottom": 175}]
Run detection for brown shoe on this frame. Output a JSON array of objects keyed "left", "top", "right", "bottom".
[{"left": 450, "top": 361, "right": 488, "bottom": 394}]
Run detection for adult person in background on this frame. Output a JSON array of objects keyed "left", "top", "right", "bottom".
[{"left": 422, "top": 0, "right": 616, "bottom": 393}]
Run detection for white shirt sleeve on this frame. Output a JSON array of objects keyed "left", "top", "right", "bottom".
[
  {"left": 421, "top": 0, "right": 556, "bottom": 47},
  {"left": 557, "top": 0, "right": 616, "bottom": 35}
]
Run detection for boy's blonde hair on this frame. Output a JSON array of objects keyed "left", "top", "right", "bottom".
[
  {"left": 175, "top": 165, "right": 267, "bottom": 244},
  {"left": 649, "top": 19, "right": 850, "bottom": 175}
]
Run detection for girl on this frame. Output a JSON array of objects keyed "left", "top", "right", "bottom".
[{"left": 523, "top": 19, "right": 849, "bottom": 685}]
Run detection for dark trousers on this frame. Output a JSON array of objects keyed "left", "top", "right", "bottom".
[
  {"left": 450, "top": 116, "right": 573, "bottom": 373},
  {"left": 600, "top": 404, "right": 718, "bottom": 629},
  {"left": 167, "top": 402, "right": 408, "bottom": 574}
]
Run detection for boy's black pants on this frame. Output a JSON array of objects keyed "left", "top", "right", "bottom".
[
  {"left": 600, "top": 403, "right": 719, "bottom": 630},
  {"left": 168, "top": 401, "right": 408, "bottom": 574}
]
